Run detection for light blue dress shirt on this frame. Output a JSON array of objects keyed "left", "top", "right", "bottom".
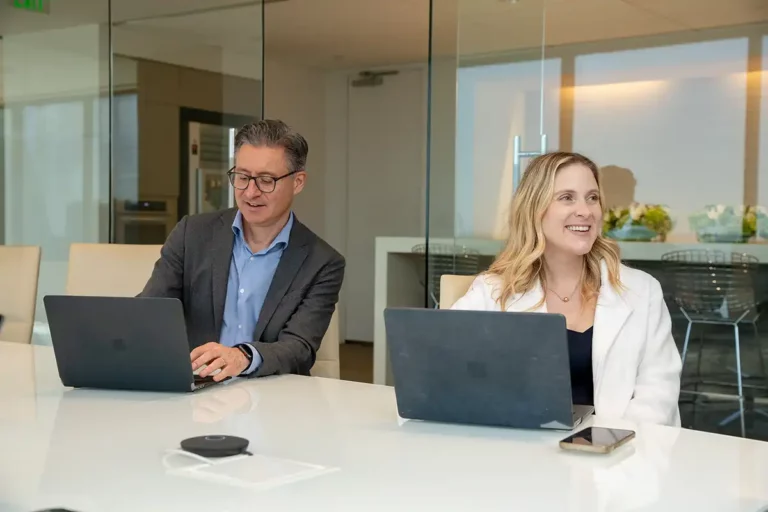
[{"left": 220, "top": 211, "right": 294, "bottom": 374}]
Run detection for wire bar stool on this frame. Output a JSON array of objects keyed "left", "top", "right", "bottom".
[{"left": 661, "top": 249, "right": 768, "bottom": 437}]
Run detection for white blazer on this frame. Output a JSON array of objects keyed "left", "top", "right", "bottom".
[{"left": 451, "top": 261, "right": 682, "bottom": 427}]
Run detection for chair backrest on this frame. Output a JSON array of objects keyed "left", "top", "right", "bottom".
[
  {"left": 412, "top": 244, "right": 481, "bottom": 307},
  {"left": 66, "top": 243, "right": 161, "bottom": 297},
  {"left": 310, "top": 306, "right": 340, "bottom": 379},
  {"left": 0, "top": 246, "right": 41, "bottom": 344},
  {"left": 439, "top": 274, "right": 476, "bottom": 309},
  {"left": 661, "top": 250, "right": 759, "bottom": 320}
]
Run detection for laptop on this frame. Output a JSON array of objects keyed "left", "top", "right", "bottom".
[
  {"left": 384, "top": 308, "right": 594, "bottom": 431},
  {"left": 43, "top": 295, "right": 223, "bottom": 392}
]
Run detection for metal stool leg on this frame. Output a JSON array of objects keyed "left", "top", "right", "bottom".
[
  {"left": 694, "top": 329, "right": 705, "bottom": 396},
  {"left": 739, "top": 399, "right": 746, "bottom": 438},
  {"left": 718, "top": 324, "right": 747, "bottom": 437},
  {"left": 682, "top": 321, "right": 693, "bottom": 373},
  {"left": 430, "top": 290, "right": 439, "bottom": 309},
  {"left": 750, "top": 321, "right": 768, "bottom": 425},
  {"left": 734, "top": 324, "right": 744, "bottom": 400},
  {"left": 754, "top": 321, "right": 767, "bottom": 379},
  {"left": 736, "top": 324, "right": 746, "bottom": 437}
]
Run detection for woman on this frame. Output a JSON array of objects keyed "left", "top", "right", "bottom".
[{"left": 452, "top": 152, "right": 682, "bottom": 426}]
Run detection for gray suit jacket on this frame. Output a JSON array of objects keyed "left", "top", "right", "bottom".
[{"left": 139, "top": 208, "right": 345, "bottom": 377}]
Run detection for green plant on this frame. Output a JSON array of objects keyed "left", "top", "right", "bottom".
[
  {"left": 688, "top": 205, "right": 765, "bottom": 241},
  {"left": 602, "top": 203, "right": 673, "bottom": 238}
]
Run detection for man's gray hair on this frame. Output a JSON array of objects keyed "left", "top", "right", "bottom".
[{"left": 234, "top": 119, "right": 309, "bottom": 173}]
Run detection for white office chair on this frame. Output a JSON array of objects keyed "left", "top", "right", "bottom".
[
  {"left": 66, "top": 243, "right": 162, "bottom": 297},
  {"left": 0, "top": 246, "right": 41, "bottom": 344},
  {"left": 439, "top": 274, "right": 476, "bottom": 310},
  {"left": 311, "top": 307, "right": 340, "bottom": 379},
  {"left": 413, "top": 244, "right": 481, "bottom": 308}
]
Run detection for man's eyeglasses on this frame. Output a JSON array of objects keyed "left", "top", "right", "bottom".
[{"left": 226, "top": 168, "right": 300, "bottom": 193}]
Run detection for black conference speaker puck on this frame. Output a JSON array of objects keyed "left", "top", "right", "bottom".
[{"left": 180, "top": 435, "right": 250, "bottom": 458}]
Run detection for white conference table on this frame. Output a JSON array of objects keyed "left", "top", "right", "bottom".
[{"left": 2, "top": 342, "right": 768, "bottom": 512}]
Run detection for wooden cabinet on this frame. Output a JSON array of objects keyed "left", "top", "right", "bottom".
[
  {"left": 135, "top": 59, "right": 262, "bottom": 200},
  {"left": 137, "top": 99, "right": 179, "bottom": 197}
]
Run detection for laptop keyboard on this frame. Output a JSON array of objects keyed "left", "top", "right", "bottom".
[
  {"left": 193, "top": 374, "right": 234, "bottom": 391},
  {"left": 193, "top": 374, "right": 217, "bottom": 390}
]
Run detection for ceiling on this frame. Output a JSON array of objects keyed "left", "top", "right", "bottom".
[{"left": 1, "top": 0, "right": 768, "bottom": 70}]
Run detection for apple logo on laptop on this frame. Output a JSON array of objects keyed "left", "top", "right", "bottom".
[
  {"left": 111, "top": 338, "right": 127, "bottom": 352},
  {"left": 466, "top": 361, "right": 487, "bottom": 379}
]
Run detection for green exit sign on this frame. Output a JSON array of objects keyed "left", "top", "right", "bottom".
[{"left": 11, "top": 0, "right": 49, "bottom": 13}]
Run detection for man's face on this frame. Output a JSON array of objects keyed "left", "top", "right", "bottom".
[{"left": 231, "top": 144, "right": 305, "bottom": 227}]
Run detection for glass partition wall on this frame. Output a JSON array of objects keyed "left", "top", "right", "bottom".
[
  {"left": 0, "top": 0, "right": 263, "bottom": 326},
  {"left": 423, "top": 0, "right": 768, "bottom": 439},
  {"left": 0, "top": 0, "right": 112, "bottom": 328}
]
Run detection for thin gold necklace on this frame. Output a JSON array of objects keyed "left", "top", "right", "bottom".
[{"left": 548, "top": 281, "right": 581, "bottom": 303}]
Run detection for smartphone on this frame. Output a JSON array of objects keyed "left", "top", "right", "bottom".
[{"left": 559, "top": 427, "right": 635, "bottom": 454}]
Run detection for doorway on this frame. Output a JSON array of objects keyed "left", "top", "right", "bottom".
[
  {"left": 344, "top": 67, "right": 428, "bottom": 342},
  {"left": 178, "top": 107, "right": 257, "bottom": 221}
]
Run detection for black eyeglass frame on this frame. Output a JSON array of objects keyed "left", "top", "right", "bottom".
[{"left": 226, "top": 167, "right": 301, "bottom": 193}]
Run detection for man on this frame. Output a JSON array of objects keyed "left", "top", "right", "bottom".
[{"left": 140, "top": 119, "right": 345, "bottom": 381}]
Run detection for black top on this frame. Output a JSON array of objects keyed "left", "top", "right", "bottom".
[{"left": 567, "top": 326, "right": 594, "bottom": 406}]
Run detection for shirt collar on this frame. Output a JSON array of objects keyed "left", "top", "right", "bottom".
[{"left": 232, "top": 210, "right": 294, "bottom": 252}]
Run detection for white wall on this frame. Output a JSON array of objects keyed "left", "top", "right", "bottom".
[
  {"left": 345, "top": 68, "right": 428, "bottom": 342},
  {"left": 321, "top": 64, "right": 440, "bottom": 342},
  {"left": 455, "top": 37, "right": 753, "bottom": 241},
  {"left": 264, "top": 58, "right": 328, "bottom": 238},
  {"left": 427, "top": 57, "right": 459, "bottom": 238},
  {"left": 573, "top": 38, "right": 748, "bottom": 238},
  {"left": 319, "top": 61, "right": 460, "bottom": 342},
  {"left": 456, "top": 59, "right": 561, "bottom": 239},
  {"left": 265, "top": 60, "right": 436, "bottom": 343},
  {"left": 264, "top": 61, "right": 427, "bottom": 343},
  {"left": 323, "top": 72, "right": 350, "bottom": 260},
  {"left": 757, "top": 36, "right": 768, "bottom": 213}
]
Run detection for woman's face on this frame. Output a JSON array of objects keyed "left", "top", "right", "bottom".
[{"left": 541, "top": 163, "right": 602, "bottom": 257}]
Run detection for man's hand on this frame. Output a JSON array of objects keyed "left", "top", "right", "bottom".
[{"left": 190, "top": 342, "right": 249, "bottom": 382}]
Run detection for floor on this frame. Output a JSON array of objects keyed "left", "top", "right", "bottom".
[
  {"left": 339, "top": 341, "right": 374, "bottom": 383},
  {"left": 674, "top": 319, "right": 768, "bottom": 441},
  {"left": 339, "top": 316, "right": 768, "bottom": 442}
]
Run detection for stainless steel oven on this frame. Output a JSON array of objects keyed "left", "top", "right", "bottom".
[{"left": 114, "top": 198, "right": 177, "bottom": 245}]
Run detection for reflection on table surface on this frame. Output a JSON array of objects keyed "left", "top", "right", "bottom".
[{"left": 1, "top": 342, "right": 768, "bottom": 512}]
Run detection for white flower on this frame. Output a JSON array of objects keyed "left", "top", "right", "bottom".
[
  {"left": 629, "top": 203, "right": 646, "bottom": 221},
  {"left": 707, "top": 210, "right": 720, "bottom": 220}
]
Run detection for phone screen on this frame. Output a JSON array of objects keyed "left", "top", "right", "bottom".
[{"left": 560, "top": 427, "right": 635, "bottom": 448}]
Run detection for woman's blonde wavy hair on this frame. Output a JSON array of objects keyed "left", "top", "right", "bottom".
[{"left": 486, "top": 151, "right": 622, "bottom": 310}]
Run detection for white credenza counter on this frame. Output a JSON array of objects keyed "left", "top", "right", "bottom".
[
  {"left": 2, "top": 341, "right": 768, "bottom": 512},
  {"left": 373, "top": 236, "right": 768, "bottom": 385}
]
